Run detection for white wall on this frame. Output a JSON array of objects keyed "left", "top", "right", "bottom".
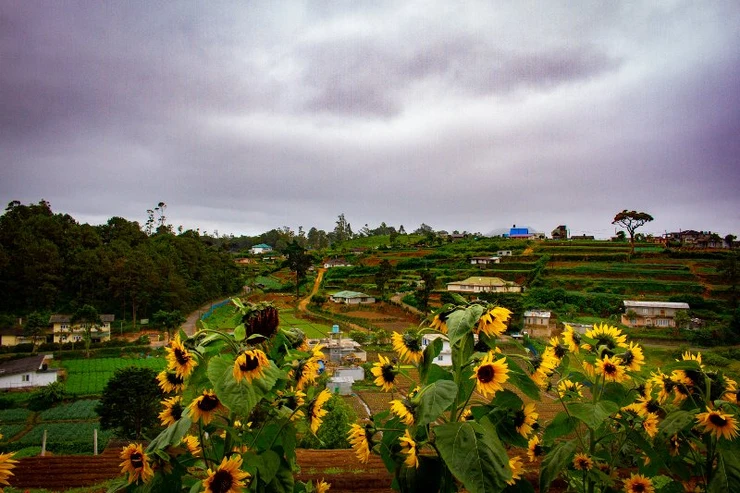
[{"left": 0, "top": 371, "right": 57, "bottom": 389}]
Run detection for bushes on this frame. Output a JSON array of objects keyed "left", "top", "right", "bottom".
[{"left": 298, "top": 393, "right": 356, "bottom": 449}]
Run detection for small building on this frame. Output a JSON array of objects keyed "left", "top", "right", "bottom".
[
  {"left": 49, "top": 314, "right": 114, "bottom": 344},
  {"left": 523, "top": 310, "right": 555, "bottom": 338},
  {"left": 447, "top": 277, "right": 522, "bottom": 294},
  {"left": 330, "top": 291, "right": 376, "bottom": 304},
  {"left": 335, "top": 366, "right": 365, "bottom": 381},
  {"left": 0, "top": 354, "right": 59, "bottom": 389},
  {"left": 323, "top": 258, "right": 352, "bottom": 268},
  {"left": 326, "top": 376, "right": 354, "bottom": 395},
  {"left": 508, "top": 226, "right": 532, "bottom": 239},
  {"left": 0, "top": 327, "right": 32, "bottom": 347},
  {"left": 497, "top": 250, "right": 513, "bottom": 257},
  {"left": 250, "top": 243, "right": 273, "bottom": 255},
  {"left": 322, "top": 337, "right": 367, "bottom": 363},
  {"left": 621, "top": 300, "right": 690, "bottom": 328},
  {"left": 470, "top": 256, "right": 500, "bottom": 265},
  {"left": 421, "top": 333, "right": 452, "bottom": 366},
  {"left": 551, "top": 225, "right": 568, "bottom": 240}
]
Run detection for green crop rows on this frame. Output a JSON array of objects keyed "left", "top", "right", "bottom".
[
  {"left": 40, "top": 399, "right": 100, "bottom": 421},
  {"left": 62, "top": 357, "right": 167, "bottom": 395},
  {"left": 0, "top": 408, "right": 32, "bottom": 423},
  {"left": 13, "top": 422, "right": 113, "bottom": 454}
]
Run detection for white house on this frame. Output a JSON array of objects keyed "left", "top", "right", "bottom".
[
  {"left": 470, "top": 256, "right": 501, "bottom": 265},
  {"left": 330, "top": 291, "right": 376, "bottom": 305},
  {"left": 421, "top": 333, "right": 452, "bottom": 366},
  {"left": 0, "top": 354, "right": 59, "bottom": 389},
  {"left": 497, "top": 250, "right": 513, "bottom": 256},
  {"left": 250, "top": 243, "right": 273, "bottom": 255},
  {"left": 621, "top": 300, "right": 690, "bottom": 328},
  {"left": 323, "top": 259, "right": 352, "bottom": 268},
  {"left": 447, "top": 277, "right": 522, "bottom": 294}
]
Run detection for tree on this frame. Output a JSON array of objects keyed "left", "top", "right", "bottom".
[
  {"left": 612, "top": 210, "right": 654, "bottom": 254},
  {"left": 96, "top": 367, "right": 163, "bottom": 439},
  {"left": 71, "top": 304, "right": 102, "bottom": 358},
  {"left": 284, "top": 241, "right": 313, "bottom": 298},
  {"left": 374, "top": 259, "right": 395, "bottom": 298},
  {"left": 152, "top": 309, "right": 186, "bottom": 341},
  {"left": 726, "top": 234, "right": 737, "bottom": 250},
  {"left": 417, "top": 270, "right": 436, "bottom": 313},
  {"left": 23, "top": 311, "right": 48, "bottom": 350},
  {"left": 673, "top": 309, "right": 690, "bottom": 336}
]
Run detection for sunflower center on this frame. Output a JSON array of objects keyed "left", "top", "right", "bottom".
[
  {"left": 631, "top": 483, "right": 646, "bottom": 493},
  {"left": 513, "top": 410, "right": 525, "bottom": 427},
  {"left": 240, "top": 354, "right": 260, "bottom": 372},
  {"left": 167, "top": 372, "right": 184, "bottom": 385},
  {"left": 381, "top": 365, "right": 395, "bottom": 383},
  {"left": 603, "top": 363, "right": 617, "bottom": 375},
  {"left": 211, "top": 470, "right": 234, "bottom": 493},
  {"left": 553, "top": 345, "right": 567, "bottom": 359},
  {"left": 596, "top": 336, "right": 615, "bottom": 349},
  {"left": 403, "top": 334, "right": 421, "bottom": 352},
  {"left": 533, "top": 445, "right": 543, "bottom": 456},
  {"left": 646, "top": 400, "right": 660, "bottom": 413},
  {"left": 478, "top": 364, "right": 496, "bottom": 383},
  {"left": 621, "top": 350, "right": 634, "bottom": 365},
  {"left": 709, "top": 413, "right": 728, "bottom": 427},
  {"left": 198, "top": 394, "right": 219, "bottom": 412},
  {"left": 174, "top": 348, "right": 190, "bottom": 366},
  {"left": 129, "top": 452, "right": 144, "bottom": 469}
]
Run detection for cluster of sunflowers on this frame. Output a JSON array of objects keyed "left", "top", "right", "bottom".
[
  {"left": 529, "top": 322, "right": 740, "bottom": 493},
  {"left": 351, "top": 299, "right": 740, "bottom": 493},
  {"left": 114, "top": 299, "right": 331, "bottom": 493}
]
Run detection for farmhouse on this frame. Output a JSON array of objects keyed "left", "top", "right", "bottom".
[
  {"left": 0, "top": 326, "right": 32, "bottom": 347},
  {"left": 551, "top": 225, "right": 568, "bottom": 240},
  {"left": 621, "top": 300, "right": 690, "bottom": 328},
  {"left": 49, "top": 314, "right": 114, "bottom": 344},
  {"left": 447, "top": 276, "right": 522, "bottom": 294},
  {"left": 470, "top": 256, "right": 500, "bottom": 265},
  {"left": 0, "top": 354, "right": 58, "bottom": 389},
  {"left": 329, "top": 291, "right": 376, "bottom": 304},
  {"left": 497, "top": 250, "right": 513, "bottom": 256},
  {"left": 323, "top": 258, "right": 352, "bottom": 268},
  {"left": 523, "top": 310, "right": 556, "bottom": 338},
  {"left": 421, "top": 333, "right": 452, "bottom": 366},
  {"left": 250, "top": 243, "right": 273, "bottom": 254}
]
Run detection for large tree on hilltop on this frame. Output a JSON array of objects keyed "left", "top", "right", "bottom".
[
  {"left": 612, "top": 210, "right": 654, "bottom": 255},
  {"left": 284, "top": 240, "right": 313, "bottom": 298}
]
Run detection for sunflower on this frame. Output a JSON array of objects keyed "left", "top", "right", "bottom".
[
  {"left": 308, "top": 389, "right": 332, "bottom": 434},
  {"left": 619, "top": 342, "right": 645, "bottom": 372},
  {"left": 557, "top": 380, "right": 584, "bottom": 399},
  {"left": 120, "top": 443, "right": 153, "bottom": 485},
  {"left": 650, "top": 371, "right": 675, "bottom": 404},
  {"left": 188, "top": 389, "right": 226, "bottom": 425},
  {"left": 562, "top": 324, "right": 582, "bottom": 353},
  {"left": 203, "top": 454, "right": 251, "bottom": 493},
  {"left": 643, "top": 412, "right": 660, "bottom": 439},
  {"left": 392, "top": 331, "right": 423, "bottom": 365},
  {"left": 572, "top": 453, "right": 593, "bottom": 471},
  {"left": 277, "top": 388, "right": 306, "bottom": 421},
  {"left": 506, "top": 456, "right": 524, "bottom": 485},
  {"left": 371, "top": 354, "right": 397, "bottom": 392},
  {"left": 348, "top": 423, "right": 372, "bottom": 463},
  {"left": 585, "top": 323, "right": 628, "bottom": 350},
  {"left": 513, "top": 403, "right": 538, "bottom": 437},
  {"left": 596, "top": 355, "right": 628, "bottom": 383},
  {"left": 549, "top": 336, "right": 568, "bottom": 360},
  {"left": 0, "top": 452, "right": 17, "bottom": 488},
  {"left": 527, "top": 436, "right": 543, "bottom": 462},
  {"left": 399, "top": 429, "right": 419, "bottom": 468},
  {"left": 390, "top": 399, "right": 415, "bottom": 426},
  {"left": 477, "top": 307, "right": 511, "bottom": 338},
  {"left": 233, "top": 349, "right": 270, "bottom": 383},
  {"left": 315, "top": 479, "right": 331, "bottom": 493},
  {"left": 158, "top": 396, "right": 184, "bottom": 427},
  {"left": 429, "top": 312, "right": 449, "bottom": 334},
  {"left": 165, "top": 334, "right": 198, "bottom": 378},
  {"left": 696, "top": 408, "right": 740, "bottom": 440},
  {"left": 724, "top": 376, "right": 738, "bottom": 403},
  {"left": 460, "top": 408, "right": 474, "bottom": 421},
  {"left": 471, "top": 352, "right": 509, "bottom": 398},
  {"left": 182, "top": 435, "right": 200, "bottom": 456},
  {"left": 157, "top": 370, "right": 185, "bottom": 394},
  {"left": 681, "top": 351, "right": 703, "bottom": 366},
  {"left": 291, "top": 357, "right": 320, "bottom": 390},
  {"left": 623, "top": 473, "right": 655, "bottom": 493},
  {"left": 634, "top": 393, "right": 662, "bottom": 417}
]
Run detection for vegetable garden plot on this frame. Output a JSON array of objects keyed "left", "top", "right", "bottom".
[
  {"left": 0, "top": 423, "right": 27, "bottom": 441},
  {"left": 0, "top": 408, "right": 31, "bottom": 423},
  {"left": 15, "top": 422, "right": 113, "bottom": 454},
  {"left": 40, "top": 399, "right": 100, "bottom": 420},
  {"left": 62, "top": 358, "right": 167, "bottom": 394}
]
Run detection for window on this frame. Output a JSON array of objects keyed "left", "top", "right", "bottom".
[
  {"left": 657, "top": 319, "right": 669, "bottom": 327},
  {"left": 22, "top": 374, "right": 30, "bottom": 382}
]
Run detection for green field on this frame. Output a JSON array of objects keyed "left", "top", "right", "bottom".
[
  {"left": 62, "top": 357, "right": 167, "bottom": 395},
  {"left": 279, "top": 309, "right": 332, "bottom": 339}
]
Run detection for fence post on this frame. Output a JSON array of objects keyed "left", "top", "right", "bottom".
[
  {"left": 41, "top": 429, "right": 47, "bottom": 456},
  {"left": 94, "top": 428, "right": 98, "bottom": 455}
]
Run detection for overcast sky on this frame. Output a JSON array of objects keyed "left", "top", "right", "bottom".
[{"left": 1, "top": 1, "right": 739, "bottom": 239}]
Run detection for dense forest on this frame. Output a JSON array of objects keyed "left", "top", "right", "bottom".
[{"left": 0, "top": 201, "right": 241, "bottom": 323}]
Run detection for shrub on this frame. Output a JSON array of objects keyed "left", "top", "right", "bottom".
[{"left": 298, "top": 393, "right": 356, "bottom": 449}]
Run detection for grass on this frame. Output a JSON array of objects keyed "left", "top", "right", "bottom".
[
  {"left": 62, "top": 357, "right": 167, "bottom": 395},
  {"left": 279, "top": 310, "right": 332, "bottom": 339}
]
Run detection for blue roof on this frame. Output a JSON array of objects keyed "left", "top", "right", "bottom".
[
  {"left": 510, "top": 228, "right": 529, "bottom": 235},
  {"left": 252, "top": 243, "right": 272, "bottom": 248}
]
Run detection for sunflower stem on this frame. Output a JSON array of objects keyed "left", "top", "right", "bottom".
[{"left": 197, "top": 328, "right": 241, "bottom": 353}]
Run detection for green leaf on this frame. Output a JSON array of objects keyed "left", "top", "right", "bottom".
[
  {"left": 504, "top": 357, "right": 540, "bottom": 401},
  {"left": 539, "top": 439, "right": 577, "bottom": 493},
  {"left": 709, "top": 446, "right": 740, "bottom": 493},
  {"left": 567, "top": 401, "right": 618, "bottom": 430},
  {"left": 397, "top": 455, "right": 445, "bottom": 493},
  {"left": 420, "top": 337, "right": 444, "bottom": 384},
  {"left": 434, "top": 421, "right": 509, "bottom": 493},
  {"left": 447, "top": 305, "right": 484, "bottom": 346},
  {"left": 206, "top": 354, "right": 280, "bottom": 416},
  {"left": 543, "top": 412, "right": 578, "bottom": 444},
  {"left": 491, "top": 389, "right": 524, "bottom": 411},
  {"left": 266, "top": 457, "right": 295, "bottom": 493},
  {"left": 146, "top": 415, "right": 193, "bottom": 452},
  {"left": 233, "top": 323, "right": 246, "bottom": 341},
  {"left": 426, "top": 363, "right": 454, "bottom": 384},
  {"left": 657, "top": 410, "right": 696, "bottom": 440},
  {"left": 258, "top": 450, "right": 281, "bottom": 484},
  {"left": 601, "top": 382, "right": 634, "bottom": 406},
  {"left": 415, "top": 380, "right": 458, "bottom": 426},
  {"left": 661, "top": 360, "right": 702, "bottom": 373}
]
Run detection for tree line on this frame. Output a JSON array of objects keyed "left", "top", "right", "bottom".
[{"left": 0, "top": 200, "right": 241, "bottom": 325}]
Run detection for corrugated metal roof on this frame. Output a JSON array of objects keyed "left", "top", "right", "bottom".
[
  {"left": 447, "top": 277, "right": 512, "bottom": 287},
  {"left": 524, "top": 311, "right": 551, "bottom": 317},
  {"left": 0, "top": 355, "right": 56, "bottom": 377},
  {"left": 623, "top": 301, "right": 690, "bottom": 309},
  {"left": 331, "top": 291, "right": 373, "bottom": 299}
]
